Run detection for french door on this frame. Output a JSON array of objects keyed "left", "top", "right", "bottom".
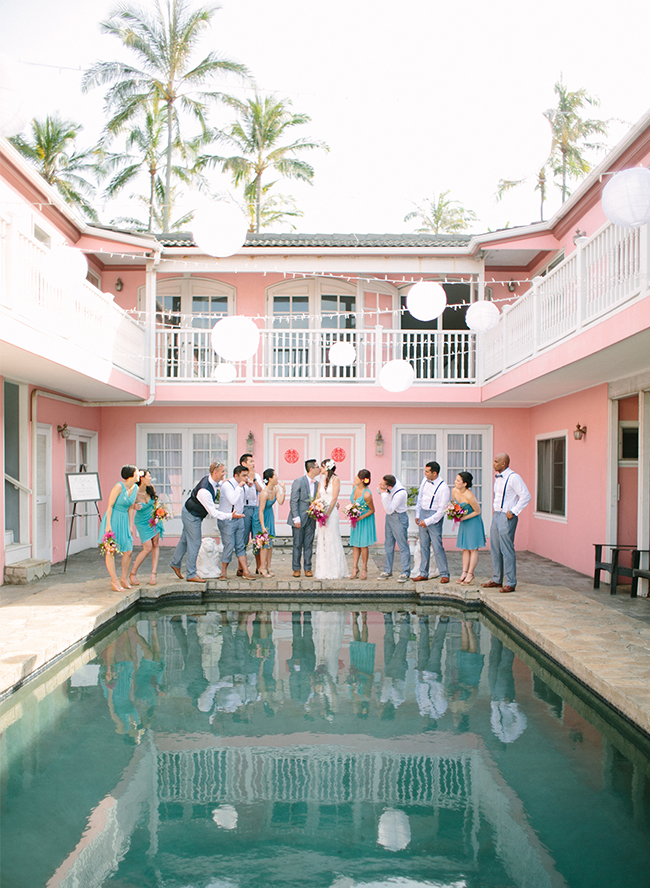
[
  {"left": 64, "top": 430, "right": 98, "bottom": 554},
  {"left": 35, "top": 425, "right": 52, "bottom": 561}
]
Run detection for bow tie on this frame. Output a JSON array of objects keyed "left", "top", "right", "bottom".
[{"left": 495, "top": 474, "right": 503, "bottom": 478}]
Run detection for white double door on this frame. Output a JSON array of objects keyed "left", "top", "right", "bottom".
[{"left": 264, "top": 424, "right": 365, "bottom": 535}]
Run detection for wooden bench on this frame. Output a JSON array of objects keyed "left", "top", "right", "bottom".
[
  {"left": 593, "top": 544, "right": 637, "bottom": 594},
  {"left": 631, "top": 549, "right": 650, "bottom": 598}
]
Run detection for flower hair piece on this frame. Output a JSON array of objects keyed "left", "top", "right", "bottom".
[{"left": 324, "top": 459, "right": 335, "bottom": 471}]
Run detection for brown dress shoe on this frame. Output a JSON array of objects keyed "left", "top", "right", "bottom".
[
  {"left": 500, "top": 585, "right": 516, "bottom": 593},
  {"left": 481, "top": 580, "right": 502, "bottom": 588},
  {"left": 293, "top": 571, "right": 301, "bottom": 577},
  {"left": 187, "top": 576, "right": 206, "bottom": 583},
  {"left": 171, "top": 565, "right": 184, "bottom": 580},
  {"left": 304, "top": 570, "right": 313, "bottom": 577},
  {"left": 439, "top": 577, "right": 450, "bottom": 584},
  {"left": 411, "top": 575, "right": 428, "bottom": 582}
]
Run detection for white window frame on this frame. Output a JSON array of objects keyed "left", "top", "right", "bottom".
[
  {"left": 266, "top": 276, "right": 359, "bottom": 329},
  {"left": 534, "top": 430, "right": 568, "bottom": 523},
  {"left": 139, "top": 275, "right": 236, "bottom": 322},
  {"left": 618, "top": 421, "right": 639, "bottom": 467}
]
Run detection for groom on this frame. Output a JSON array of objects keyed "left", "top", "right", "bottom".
[{"left": 289, "top": 458, "right": 320, "bottom": 577}]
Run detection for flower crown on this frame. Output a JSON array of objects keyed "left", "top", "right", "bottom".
[{"left": 324, "top": 459, "right": 335, "bottom": 471}]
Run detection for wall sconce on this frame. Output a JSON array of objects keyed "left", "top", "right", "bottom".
[
  {"left": 573, "top": 229, "right": 587, "bottom": 245},
  {"left": 246, "top": 430, "right": 254, "bottom": 454},
  {"left": 573, "top": 423, "right": 587, "bottom": 440},
  {"left": 57, "top": 423, "right": 70, "bottom": 439},
  {"left": 375, "top": 430, "right": 384, "bottom": 456},
  {"left": 115, "top": 277, "right": 124, "bottom": 292},
  {"left": 507, "top": 280, "right": 517, "bottom": 292}
]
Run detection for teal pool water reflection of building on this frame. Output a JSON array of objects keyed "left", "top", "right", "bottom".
[{"left": 2, "top": 607, "right": 650, "bottom": 888}]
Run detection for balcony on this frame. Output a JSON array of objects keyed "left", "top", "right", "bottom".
[{"left": 155, "top": 327, "right": 477, "bottom": 384}]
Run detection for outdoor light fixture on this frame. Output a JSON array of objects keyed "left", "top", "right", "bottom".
[
  {"left": 246, "top": 430, "right": 255, "bottom": 453},
  {"left": 115, "top": 277, "right": 124, "bottom": 291},
  {"left": 573, "top": 424, "right": 587, "bottom": 440},
  {"left": 375, "top": 431, "right": 384, "bottom": 456},
  {"left": 573, "top": 229, "right": 587, "bottom": 245},
  {"left": 507, "top": 281, "right": 517, "bottom": 292},
  {"left": 57, "top": 423, "right": 70, "bottom": 439}
]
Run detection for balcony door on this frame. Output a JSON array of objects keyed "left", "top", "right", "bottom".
[{"left": 265, "top": 424, "right": 365, "bottom": 535}]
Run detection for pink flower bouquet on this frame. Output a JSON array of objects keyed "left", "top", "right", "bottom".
[
  {"left": 149, "top": 502, "right": 171, "bottom": 528},
  {"left": 100, "top": 530, "right": 121, "bottom": 556},
  {"left": 253, "top": 530, "right": 273, "bottom": 552},
  {"left": 446, "top": 501, "right": 471, "bottom": 523},
  {"left": 344, "top": 501, "right": 362, "bottom": 527},
  {"left": 308, "top": 498, "right": 328, "bottom": 526}
]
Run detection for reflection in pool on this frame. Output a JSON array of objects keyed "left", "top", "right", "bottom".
[{"left": 2, "top": 607, "right": 650, "bottom": 888}]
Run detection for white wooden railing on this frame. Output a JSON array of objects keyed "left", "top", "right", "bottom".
[
  {"left": 483, "top": 221, "right": 647, "bottom": 381},
  {"left": 155, "top": 327, "right": 477, "bottom": 384},
  {"left": 0, "top": 226, "right": 148, "bottom": 381}
]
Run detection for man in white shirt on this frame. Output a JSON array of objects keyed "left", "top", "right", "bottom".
[
  {"left": 412, "top": 461, "right": 450, "bottom": 583},
  {"left": 240, "top": 453, "right": 263, "bottom": 574},
  {"left": 170, "top": 462, "right": 242, "bottom": 582},
  {"left": 481, "top": 453, "right": 531, "bottom": 593},
  {"left": 377, "top": 474, "right": 411, "bottom": 582},
  {"left": 218, "top": 465, "right": 256, "bottom": 580}
]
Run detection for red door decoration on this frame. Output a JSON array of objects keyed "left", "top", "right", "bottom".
[
  {"left": 331, "top": 447, "right": 346, "bottom": 462},
  {"left": 284, "top": 448, "right": 299, "bottom": 464}
]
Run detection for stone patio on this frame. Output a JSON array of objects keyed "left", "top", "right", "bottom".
[{"left": 1, "top": 545, "right": 649, "bottom": 735}]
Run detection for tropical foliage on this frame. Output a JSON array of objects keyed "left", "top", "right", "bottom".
[{"left": 404, "top": 191, "right": 478, "bottom": 234}]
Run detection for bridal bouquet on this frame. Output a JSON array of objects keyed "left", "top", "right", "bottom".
[
  {"left": 100, "top": 530, "right": 121, "bottom": 556},
  {"left": 344, "top": 501, "right": 362, "bottom": 527},
  {"left": 446, "top": 501, "right": 471, "bottom": 523},
  {"left": 149, "top": 502, "right": 171, "bottom": 528},
  {"left": 253, "top": 530, "right": 273, "bottom": 552},
  {"left": 308, "top": 498, "right": 328, "bottom": 526}
]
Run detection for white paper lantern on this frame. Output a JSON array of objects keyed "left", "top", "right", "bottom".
[
  {"left": 465, "top": 301, "right": 501, "bottom": 333},
  {"left": 211, "top": 316, "right": 260, "bottom": 362},
  {"left": 0, "top": 54, "right": 27, "bottom": 137},
  {"left": 212, "top": 804, "right": 238, "bottom": 830},
  {"left": 328, "top": 341, "right": 357, "bottom": 366},
  {"left": 406, "top": 282, "right": 447, "bottom": 322},
  {"left": 212, "top": 363, "right": 237, "bottom": 383},
  {"left": 377, "top": 808, "right": 411, "bottom": 852},
  {"left": 192, "top": 200, "right": 248, "bottom": 257},
  {"left": 602, "top": 168, "right": 650, "bottom": 228},
  {"left": 40, "top": 245, "right": 88, "bottom": 289},
  {"left": 379, "top": 359, "right": 415, "bottom": 393}
]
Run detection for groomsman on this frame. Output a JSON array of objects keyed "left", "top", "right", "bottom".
[
  {"left": 377, "top": 474, "right": 411, "bottom": 582},
  {"left": 412, "top": 461, "right": 450, "bottom": 584},
  {"left": 240, "top": 452, "right": 263, "bottom": 573},
  {"left": 170, "top": 461, "right": 241, "bottom": 583},
  {"left": 218, "top": 465, "right": 256, "bottom": 580},
  {"left": 289, "top": 459, "right": 321, "bottom": 577},
  {"left": 481, "top": 453, "right": 530, "bottom": 593}
]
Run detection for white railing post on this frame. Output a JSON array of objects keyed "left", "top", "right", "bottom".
[
  {"left": 640, "top": 222, "right": 650, "bottom": 297},
  {"left": 531, "top": 276, "right": 542, "bottom": 355},
  {"left": 574, "top": 236, "right": 588, "bottom": 331},
  {"left": 374, "top": 324, "right": 383, "bottom": 384}
]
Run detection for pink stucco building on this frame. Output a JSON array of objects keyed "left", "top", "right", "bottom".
[{"left": 2, "top": 110, "right": 650, "bottom": 589}]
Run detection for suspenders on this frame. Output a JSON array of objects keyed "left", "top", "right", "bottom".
[
  {"left": 500, "top": 475, "right": 510, "bottom": 510},
  {"left": 428, "top": 480, "right": 444, "bottom": 510}
]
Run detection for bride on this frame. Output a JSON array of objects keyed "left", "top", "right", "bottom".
[{"left": 314, "top": 459, "right": 349, "bottom": 579}]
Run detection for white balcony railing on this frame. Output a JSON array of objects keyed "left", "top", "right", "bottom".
[
  {"left": 0, "top": 227, "right": 147, "bottom": 382},
  {"left": 483, "top": 220, "right": 647, "bottom": 381},
  {"left": 155, "top": 327, "right": 477, "bottom": 384}
]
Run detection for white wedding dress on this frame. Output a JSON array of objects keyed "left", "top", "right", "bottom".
[{"left": 314, "top": 481, "right": 349, "bottom": 579}]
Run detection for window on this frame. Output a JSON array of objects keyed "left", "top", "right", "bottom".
[
  {"left": 536, "top": 435, "right": 566, "bottom": 517},
  {"left": 33, "top": 224, "right": 51, "bottom": 248},
  {"left": 619, "top": 422, "right": 639, "bottom": 465},
  {"left": 400, "top": 433, "right": 437, "bottom": 490}
]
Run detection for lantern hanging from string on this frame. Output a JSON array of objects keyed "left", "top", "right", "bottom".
[
  {"left": 0, "top": 54, "right": 27, "bottom": 137},
  {"left": 40, "top": 245, "right": 88, "bottom": 289},
  {"left": 211, "top": 316, "right": 260, "bottom": 362},
  {"left": 602, "top": 167, "right": 650, "bottom": 228},
  {"left": 328, "top": 341, "right": 357, "bottom": 366},
  {"left": 211, "top": 363, "right": 237, "bottom": 383},
  {"left": 379, "top": 359, "right": 415, "bottom": 393},
  {"left": 192, "top": 199, "right": 249, "bottom": 257},
  {"left": 406, "top": 281, "right": 447, "bottom": 322},
  {"left": 465, "top": 301, "right": 501, "bottom": 333}
]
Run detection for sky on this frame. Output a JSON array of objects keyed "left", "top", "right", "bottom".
[{"left": 1, "top": 0, "right": 649, "bottom": 233}]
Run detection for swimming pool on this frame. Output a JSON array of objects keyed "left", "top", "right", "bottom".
[{"left": 2, "top": 605, "right": 650, "bottom": 888}]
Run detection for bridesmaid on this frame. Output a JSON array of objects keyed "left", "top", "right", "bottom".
[
  {"left": 98, "top": 465, "right": 140, "bottom": 592},
  {"left": 130, "top": 469, "right": 165, "bottom": 586},
  {"left": 253, "top": 468, "right": 285, "bottom": 577},
  {"left": 349, "top": 469, "right": 376, "bottom": 580},
  {"left": 452, "top": 471, "right": 486, "bottom": 585}
]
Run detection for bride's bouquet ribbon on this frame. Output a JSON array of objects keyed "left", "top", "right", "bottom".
[{"left": 307, "top": 498, "right": 328, "bottom": 526}]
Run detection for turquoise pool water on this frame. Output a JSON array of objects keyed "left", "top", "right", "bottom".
[{"left": 2, "top": 606, "right": 650, "bottom": 888}]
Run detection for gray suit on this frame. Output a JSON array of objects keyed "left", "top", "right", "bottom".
[{"left": 289, "top": 474, "right": 317, "bottom": 572}]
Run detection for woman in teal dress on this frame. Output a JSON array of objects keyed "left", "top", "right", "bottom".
[
  {"left": 452, "top": 471, "right": 486, "bottom": 586},
  {"left": 130, "top": 470, "right": 165, "bottom": 587},
  {"left": 98, "top": 465, "right": 139, "bottom": 592},
  {"left": 349, "top": 469, "right": 376, "bottom": 580},
  {"left": 253, "top": 468, "right": 286, "bottom": 577}
]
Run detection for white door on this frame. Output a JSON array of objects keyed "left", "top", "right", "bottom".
[
  {"left": 265, "top": 424, "right": 365, "bottom": 535},
  {"left": 35, "top": 425, "right": 52, "bottom": 560},
  {"left": 65, "top": 432, "right": 98, "bottom": 555}
]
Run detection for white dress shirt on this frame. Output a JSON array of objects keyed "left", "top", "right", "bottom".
[
  {"left": 196, "top": 479, "right": 232, "bottom": 520},
  {"left": 243, "top": 473, "right": 262, "bottom": 507},
  {"left": 492, "top": 468, "right": 531, "bottom": 516},
  {"left": 380, "top": 481, "right": 408, "bottom": 515},
  {"left": 219, "top": 477, "right": 245, "bottom": 514},
  {"left": 415, "top": 476, "right": 450, "bottom": 525}
]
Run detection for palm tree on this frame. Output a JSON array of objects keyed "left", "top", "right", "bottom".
[
  {"left": 214, "top": 94, "right": 328, "bottom": 232},
  {"left": 83, "top": 0, "right": 250, "bottom": 231},
  {"left": 10, "top": 116, "right": 99, "bottom": 221},
  {"left": 546, "top": 77, "right": 609, "bottom": 202},
  {"left": 242, "top": 180, "right": 303, "bottom": 231},
  {"left": 404, "top": 191, "right": 477, "bottom": 234}
]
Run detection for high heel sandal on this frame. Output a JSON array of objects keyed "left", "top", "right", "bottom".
[
  {"left": 360, "top": 570, "right": 368, "bottom": 580},
  {"left": 149, "top": 573, "right": 157, "bottom": 586},
  {"left": 129, "top": 574, "right": 140, "bottom": 586},
  {"left": 111, "top": 581, "right": 124, "bottom": 593},
  {"left": 460, "top": 573, "right": 474, "bottom": 585},
  {"left": 120, "top": 578, "right": 132, "bottom": 589},
  {"left": 459, "top": 571, "right": 468, "bottom": 583},
  {"left": 350, "top": 569, "right": 359, "bottom": 579}
]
